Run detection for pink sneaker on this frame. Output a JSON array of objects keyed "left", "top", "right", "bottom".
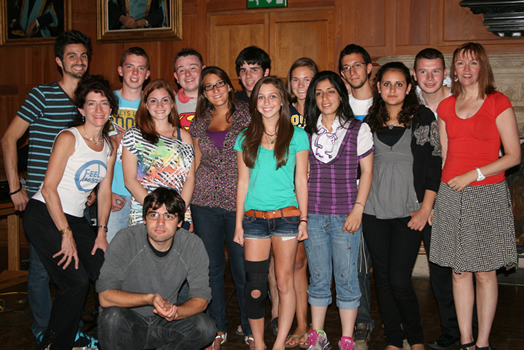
[
  {"left": 306, "top": 330, "right": 332, "bottom": 350},
  {"left": 338, "top": 336, "right": 356, "bottom": 350}
]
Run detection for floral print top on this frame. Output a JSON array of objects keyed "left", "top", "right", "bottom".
[{"left": 189, "top": 101, "right": 251, "bottom": 211}]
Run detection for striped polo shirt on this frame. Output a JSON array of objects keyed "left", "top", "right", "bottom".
[{"left": 17, "top": 82, "right": 81, "bottom": 196}]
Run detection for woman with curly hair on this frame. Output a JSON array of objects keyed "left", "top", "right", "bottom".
[
  {"left": 363, "top": 62, "right": 442, "bottom": 350},
  {"left": 23, "top": 75, "right": 117, "bottom": 349}
]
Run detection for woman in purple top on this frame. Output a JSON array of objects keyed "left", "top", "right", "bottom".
[
  {"left": 189, "top": 66, "right": 252, "bottom": 350},
  {"left": 303, "top": 71, "right": 374, "bottom": 350}
]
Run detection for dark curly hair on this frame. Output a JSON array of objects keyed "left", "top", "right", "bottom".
[
  {"left": 365, "top": 62, "right": 419, "bottom": 133},
  {"left": 74, "top": 74, "right": 118, "bottom": 149},
  {"left": 54, "top": 30, "right": 91, "bottom": 61}
]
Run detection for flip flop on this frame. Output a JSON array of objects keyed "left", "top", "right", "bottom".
[
  {"left": 285, "top": 334, "right": 302, "bottom": 348},
  {"left": 299, "top": 333, "right": 309, "bottom": 349},
  {"left": 245, "top": 335, "right": 256, "bottom": 350},
  {"left": 236, "top": 325, "right": 244, "bottom": 336}
]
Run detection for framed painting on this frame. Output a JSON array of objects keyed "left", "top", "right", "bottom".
[
  {"left": 97, "top": 0, "right": 182, "bottom": 43},
  {"left": 1, "top": 0, "right": 72, "bottom": 46}
]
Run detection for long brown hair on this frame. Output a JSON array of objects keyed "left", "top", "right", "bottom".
[
  {"left": 450, "top": 42, "right": 495, "bottom": 99},
  {"left": 136, "top": 79, "right": 179, "bottom": 144},
  {"left": 195, "top": 66, "right": 236, "bottom": 122},
  {"left": 241, "top": 76, "right": 294, "bottom": 169}
]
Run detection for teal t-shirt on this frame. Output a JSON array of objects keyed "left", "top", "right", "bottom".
[
  {"left": 234, "top": 126, "right": 309, "bottom": 211},
  {"left": 110, "top": 90, "right": 141, "bottom": 196}
]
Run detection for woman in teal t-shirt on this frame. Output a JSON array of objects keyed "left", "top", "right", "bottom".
[{"left": 234, "top": 76, "right": 309, "bottom": 350}]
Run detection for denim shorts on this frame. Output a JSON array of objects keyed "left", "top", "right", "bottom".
[
  {"left": 304, "top": 214, "right": 361, "bottom": 310},
  {"left": 243, "top": 213, "right": 300, "bottom": 239}
]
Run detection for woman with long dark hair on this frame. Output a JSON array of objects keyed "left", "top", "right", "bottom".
[
  {"left": 122, "top": 79, "right": 195, "bottom": 226},
  {"left": 234, "top": 76, "right": 309, "bottom": 350},
  {"left": 23, "top": 75, "right": 117, "bottom": 349},
  {"left": 302, "top": 71, "right": 374, "bottom": 350},
  {"left": 363, "top": 62, "right": 442, "bottom": 350},
  {"left": 430, "top": 43, "right": 519, "bottom": 350},
  {"left": 189, "top": 66, "right": 253, "bottom": 350}
]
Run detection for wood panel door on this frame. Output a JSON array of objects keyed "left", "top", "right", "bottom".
[
  {"left": 208, "top": 8, "right": 334, "bottom": 90},
  {"left": 270, "top": 9, "right": 334, "bottom": 77}
]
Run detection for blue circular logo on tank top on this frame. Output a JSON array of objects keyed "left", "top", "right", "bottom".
[{"left": 75, "top": 160, "right": 107, "bottom": 192}]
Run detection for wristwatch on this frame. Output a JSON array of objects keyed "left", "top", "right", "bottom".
[{"left": 475, "top": 168, "right": 485, "bottom": 182}]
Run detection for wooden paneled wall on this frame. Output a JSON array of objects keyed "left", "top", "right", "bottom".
[{"left": 1, "top": 0, "right": 524, "bottom": 246}]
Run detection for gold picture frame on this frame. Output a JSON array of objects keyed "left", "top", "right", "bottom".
[
  {"left": 97, "top": 0, "right": 182, "bottom": 43},
  {"left": 1, "top": 0, "right": 72, "bottom": 46}
]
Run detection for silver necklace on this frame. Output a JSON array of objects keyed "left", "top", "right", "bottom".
[{"left": 82, "top": 126, "right": 102, "bottom": 146}]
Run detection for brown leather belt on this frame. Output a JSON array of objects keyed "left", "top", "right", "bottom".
[{"left": 244, "top": 206, "right": 301, "bottom": 219}]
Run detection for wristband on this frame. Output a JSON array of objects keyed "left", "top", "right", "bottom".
[
  {"left": 59, "top": 226, "right": 72, "bottom": 235},
  {"left": 475, "top": 168, "right": 485, "bottom": 182},
  {"left": 355, "top": 201, "right": 365, "bottom": 208},
  {"left": 9, "top": 186, "right": 22, "bottom": 196},
  {"left": 98, "top": 225, "right": 108, "bottom": 232},
  {"left": 299, "top": 219, "right": 308, "bottom": 223}
]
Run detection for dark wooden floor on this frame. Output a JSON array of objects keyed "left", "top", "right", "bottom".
[{"left": 1, "top": 247, "right": 524, "bottom": 350}]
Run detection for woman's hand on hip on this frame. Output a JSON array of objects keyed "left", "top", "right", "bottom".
[
  {"left": 54, "top": 231, "right": 79, "bottom": 270},
  {"left": 447, "top": 170, "right": 476, "bottom": 192}
]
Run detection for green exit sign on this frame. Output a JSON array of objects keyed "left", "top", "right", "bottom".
[{"left": 247, "top": 0, "right": 287, "bottom": 9}]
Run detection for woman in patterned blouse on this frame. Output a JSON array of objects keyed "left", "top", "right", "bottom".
[{"left": 189, "top": 67, "right": 253, "bottom": 350}]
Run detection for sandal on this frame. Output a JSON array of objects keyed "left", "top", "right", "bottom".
[
  {"left": 299, "top": 333, "right": 308, "bottom": 349},
  {"left": 460, "top": 341, "right": 475, "bottom": 350},
  {"left": 207, "top": 332, "right": 226, "bottom": 350},
  {"left": 236, "top": 325, "right": 244, "bottom": 336},
  {"left": 285, "top": 334, "right": 302, "bottom": 348},
  {"left": 245, "top": 335, "right": 256, "bottom": 350}
]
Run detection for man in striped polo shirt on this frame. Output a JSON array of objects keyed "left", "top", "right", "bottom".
[{"left": 1, "top": 30, "right": 94, "bottom": 346}]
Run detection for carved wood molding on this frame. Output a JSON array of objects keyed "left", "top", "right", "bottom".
[{"left": 460, "top": 0, "right": 524, "bottom": 38}]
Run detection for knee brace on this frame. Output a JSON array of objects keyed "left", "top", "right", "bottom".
[{"left": 244, "top": 258, "right": 270, "bottom": 319}]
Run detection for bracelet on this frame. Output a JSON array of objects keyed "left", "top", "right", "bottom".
[
  {"left": 59, "top": 226, "right": 72, "bottom": 235},
  {"left": 98, "top": 225, "right": 108, "bottom": 232},
  {"left": 355, "top": 201, "right": 365, "bottom": 208},
  {"left": 9, "top": 182, "right": 22, "bottom": 196},
  {"left": 299, "top": 219, "right": 308, "bottom": 223}
]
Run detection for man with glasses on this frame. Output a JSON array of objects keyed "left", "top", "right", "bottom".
[
  {"left": 339, "top": 44, "right": 375, "bottom": 350},
  {"left": 96, "top": 187, "right": 215, "bottom": 349}
]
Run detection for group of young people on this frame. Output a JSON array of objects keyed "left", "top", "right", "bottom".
[{"left": 2, "top": 28, "right": 519, "bottom": 350}]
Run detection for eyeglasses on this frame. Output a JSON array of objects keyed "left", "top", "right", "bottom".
[
  {"left": 204, "top": 80, "right": 226, "bottom": 91},
  {"left": 146, "top": 211, "right": 177, "bottom": 221},
  {"left": 341, "top": 62, "right": 365, "bottom": 72}
]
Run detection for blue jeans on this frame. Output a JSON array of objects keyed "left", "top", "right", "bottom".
[
  {"left": 98, "top": 307, "right": 216, "bottom": 350},
  {"left": 28, "top": 243, "right": 52, "bottom": 337},
  {"left": 106, "top": 194, "right": 131, "bottom": 243},
  {"left": 304, "top": 214, "right": 361, "bottom": 310},
  {"left": 191, "top": 205, "right": 252, "bottom": 336},
  {"left": 242, "top": 213, "right": 300, "bottom": 239}
]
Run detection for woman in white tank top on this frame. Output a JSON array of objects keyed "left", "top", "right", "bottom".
[{"left": 23, "top": 75, "right": 117, "bottom": 349}]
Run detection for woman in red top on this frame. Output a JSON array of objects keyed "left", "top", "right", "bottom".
[{"left": 431, "top": 42, "right": 520, "bottom": 350}]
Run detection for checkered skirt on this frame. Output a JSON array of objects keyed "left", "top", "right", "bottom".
[{"left": 430, "top": 181, "right": 517, "bottom": 273}]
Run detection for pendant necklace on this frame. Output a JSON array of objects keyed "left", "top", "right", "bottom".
[
  {"left": 388, "top": 123, "right": 394, "bottom": 130},
  {"left": 83, "top": 126, "right": 102, "bottom": 146},
  {"left": 264, "top": 131, "right": 277, "bottom": 144}
]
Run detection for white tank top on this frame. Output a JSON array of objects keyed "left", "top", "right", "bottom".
[{"left": 32, "top": 127, "right": 111, "bottom": 217}]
